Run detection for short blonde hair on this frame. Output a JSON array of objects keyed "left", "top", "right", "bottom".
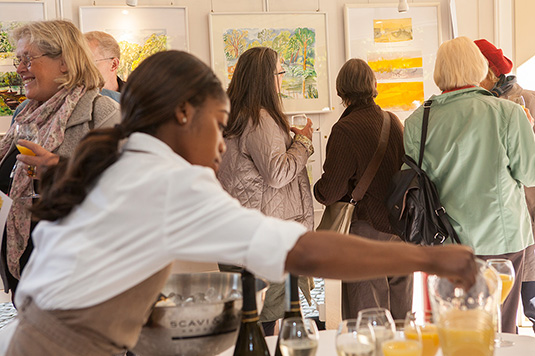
[
  {"left": 12, "top": 20, "right": 104, "bottom": 90},
  {"left": 336, "top": 58, "right": 378, "bottom": 107},
  {"left": 84, "top": 31, "right": 120, "bottom": 59},
  {"left": 433, "top": 36, "right": 488, "bottom": 91}
]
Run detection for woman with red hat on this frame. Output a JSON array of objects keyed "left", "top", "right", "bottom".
[{"left": 475, "top": 38, "right": 535, "bottom": 334}]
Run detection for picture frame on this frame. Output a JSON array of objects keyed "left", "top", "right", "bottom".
[
  {"left": 210, "top": 12, "right": 332, "bottom": 114},
  {"left": 79, "top": 6, "right": 189, "bottom": 81},
  {"left": 0, "top": 1, "right": 46, "bottom": 125},
  {"left": 344, "top": 3, "right": 442, "bottom": 120}
]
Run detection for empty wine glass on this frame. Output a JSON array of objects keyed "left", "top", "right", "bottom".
[
  {"left": 486, "top": 258, "right": 515, "bottom": 348},
  {"left": 336, "top": 319, "right": 375, "bottom": 356},
  {"left": 279, "top": 317, "right": 319, "bottom": 356},
  {"left": 14, "top": 123, "right": 40, "bottom": 198},
  {"left": 356, "top": 308, "right": 395, "bottom": 356}
]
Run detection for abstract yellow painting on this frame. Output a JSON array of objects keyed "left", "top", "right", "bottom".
[
  {"left": 368, "top": 51, "right": 423, "bottom": 80},
  {"left": 374, "top": 18, "right": 413, "bottom": 43},
  {"left": 375, "top": 82, "right": 424, "bottom": 111}
]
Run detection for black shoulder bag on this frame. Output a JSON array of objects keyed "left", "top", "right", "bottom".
[{"left": 386, "top": 100, "right": 461, "bottom": 245}]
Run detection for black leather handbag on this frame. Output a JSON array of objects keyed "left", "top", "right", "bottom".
[{"left": 386, "top": 100, "right": 461, "bottom": 246}]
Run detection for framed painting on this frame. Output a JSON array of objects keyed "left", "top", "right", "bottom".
[
  {"left": 344, "top": 3, "right": 441, "bottom": 120},
  {"left": 210, "top": 12, "right": 332, "bottom": 114},
  {"left": 79, "top": 6, "right": 188, "bottom": 81},
  {"left": 0, "top": 1, "right": 46, "bottom": 120}
]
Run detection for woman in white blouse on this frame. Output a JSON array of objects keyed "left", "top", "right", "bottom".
[{"left": 6, "top": 50, "right": 476, "bottom": 355}]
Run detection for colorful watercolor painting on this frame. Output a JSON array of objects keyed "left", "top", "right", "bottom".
[
  {"left": 107, "top": 29, "right": 168, "bottom": 81},
  {"left": 80, "top": 6, "right": 188, "bottom": 81},
  {"left": 223, "top": 27, "right": 318, "bottom": 99},
  {"left": 368, "top": 51, "right": 423, "bottom": 80},
  {"left": 375, "top": 82, "right": 424, "bottom": 111},
  {"left": 1, "top": 21, "right": 27, "bottom": 116},
  {"left": 374, "top": 18, "right": 413, "bottom": 43}
]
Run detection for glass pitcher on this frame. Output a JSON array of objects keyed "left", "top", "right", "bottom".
[{"left": 427, "top": 258, "right": 501, "bottom": 356}]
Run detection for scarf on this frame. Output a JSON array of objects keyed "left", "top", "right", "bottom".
[{"left": 0, "top": 86, "right": 86, "bottom": 278}]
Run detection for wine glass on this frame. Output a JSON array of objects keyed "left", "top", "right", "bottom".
[
  {"left": 14, "top": 123, "right": 40, "bottom": 198},
  {"left": 356, "top": 308, "right": 395, "bottom": 356},
  {"left": 510, "top": 95, "right": 526, "bottom": 108},
  {"left": 382, "top": 319, "right": 422, "bottom": 356},
  {"left": 279, "top": 317, "right": 319, "bottom": 356},
  {"left": 405, "top": 312, "right": 439, "bottom": 356},
  {"left": 486, "top": 258, "right": 515, "bottom": 347},
  {"left": 290, "top": 114, "right": 308, "bottom": 129},
  {"left": 336, "top": 319, "right": 376, "bottom": 356}
]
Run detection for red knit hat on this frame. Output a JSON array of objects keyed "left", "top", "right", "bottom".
[{"left": 474, "top": 39, "right": 513, "bottom": 76}]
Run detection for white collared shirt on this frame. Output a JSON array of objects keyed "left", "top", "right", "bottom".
[{"left": 16, "top": 133, "right": 306, "bottom": 310}]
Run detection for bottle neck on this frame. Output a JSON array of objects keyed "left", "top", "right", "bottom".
[
  {"left": 241, "top": 270, "right": 259, "bottom": 321},
  {"left": 285, "top": 274, "right": 300, "bottom": 313}
]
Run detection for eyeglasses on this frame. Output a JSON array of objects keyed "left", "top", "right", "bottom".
[
  {"left": 95, "top": 57, "right": 115, "bottom": 62},
  {"left": 275, "top": 70, "right": 286, "bottom": 76},
  {"left": 13, "top": 53, "right": 48, "bottom": 68}
]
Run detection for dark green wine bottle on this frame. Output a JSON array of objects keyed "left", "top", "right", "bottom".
[
  {"left": 233, "top": 269, "right": 271, "bottom": 356},
  {"left": 274, "top": 274, "right": 302, "bottom": 356}
]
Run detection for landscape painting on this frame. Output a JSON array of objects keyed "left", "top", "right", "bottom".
[
  {"left": 211, "top": 12, "right": 331, "bottom": 113},
  {"left": 375, "top": 82, "right": 424, "bottom": 111},
  {"left": 223, "top": 27, "right": 318, "bottom": 100},
  {"left": 367, "top": 51, "right": 423, "bottom": 80},
  {"left": 373, "top": 18, "right": 413, "bottom": 43},
  {"left": 79, "top": 6, "right": 188, "bottom": 81},
  {"left": 0, "top": 2, "right": 46, "bottom": 117}
]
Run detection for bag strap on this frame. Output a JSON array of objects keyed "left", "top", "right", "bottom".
[
  {"left": 418, "top": 100, "right": 433, "bottom": 167},
  {"left": 350, "top": 111, "right": 391, "bottom": 205}
]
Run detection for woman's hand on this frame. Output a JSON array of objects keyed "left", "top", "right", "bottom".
[
  {"left": 290, "top": 117, "right": 313, "bottom": 140},
  {"left": 16, "top": 139, "right": 60, "bottom": 179}
]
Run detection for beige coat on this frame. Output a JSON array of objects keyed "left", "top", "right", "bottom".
[{"left": 218, "top": 109, "right": 314, "bottom": 321}]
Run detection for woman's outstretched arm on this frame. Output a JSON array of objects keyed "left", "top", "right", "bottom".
[{"left": 285, "top": 231, "right": 477, "bottom": 290}]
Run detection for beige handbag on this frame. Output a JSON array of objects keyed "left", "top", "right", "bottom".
[{"left": 316, "top": 111, "right": 391, "bottom": 234}]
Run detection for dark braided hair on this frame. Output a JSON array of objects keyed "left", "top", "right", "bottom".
[{"left": 32, "top": 50, "right": 226, "bottom": 221}]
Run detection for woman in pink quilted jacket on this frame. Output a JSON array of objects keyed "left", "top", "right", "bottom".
[{"left": 217, "top": 47, "right": 314, "bottom": 335}]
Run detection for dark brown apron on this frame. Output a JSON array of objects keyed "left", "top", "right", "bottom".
[{"left": 7, "top": 264, "right": 172, "bottom": 355}]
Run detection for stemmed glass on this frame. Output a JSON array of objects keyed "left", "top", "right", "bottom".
[
  {"left": 404, "top": 312, "right": 439, "bottom": 356},
  {"left": 356, "top": 308, "right": 395, "bottom": 356},
  {"left": 279, "top": 317, "right": 319, "bottom": 356},
  {"left": 486, "top": 258, "right": 515, "bottom": 347},
  {"left": 382, "top": 316, "right": 422, "bottom": 356},
  {"left": 14, "top": 123, "right": 40, "bottom": 198},
  {"left": 336, "top": 319, "right": 376, "bottom": 356}
]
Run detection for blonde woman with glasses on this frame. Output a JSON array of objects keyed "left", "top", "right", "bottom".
[{"left": 0, "top": 20, "right": 120, "bottom": 300}]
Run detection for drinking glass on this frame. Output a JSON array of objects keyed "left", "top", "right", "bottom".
[
  {"left": 14, "top": 123, "right": 39, "bottom": 198},
  {"left": 290, "top": 114, "right": 308, "bottom": 129},
  {"left": 486, "top": 258, "right": 515, "bottom": 347},
  {"left": 511, "top": 95, "right": 526, "bottom": 108},
  {"left": 428, "top": 258, "right": 499, "bottom": 356},
  {"left": 404, "top": 312, "right": 439, "bottom": 356},
  {"left": 336, "top": 319, "right": 375, "bottom": 356},
  {"left": 279, "top": 317, "right": 319, "bottom": 356},
  {"left": 356, "top": 308, "right": 395, "bottom": 356},
  {"left": 382, "top": 319, "right": 422, "bottom": 356}
]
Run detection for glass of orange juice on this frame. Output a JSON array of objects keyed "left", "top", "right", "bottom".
[
  {"left": 404, "top": 312, "right": 439, "bottom": 356},
  {"left": 486, "top": 258, "right": 515, "bottom": 347},
  {"left": 14, "top": 123, "right": 40, "bottom": 198},
  {"left": 382, "top": 320, "right": 422, "bottom": 356},
  {"left": 356, "top": 308, "right": 396, "bottom": 356}
]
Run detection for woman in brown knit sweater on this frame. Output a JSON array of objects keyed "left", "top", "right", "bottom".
[{"left": 314, "top": 58, "right": 411, "bottom": 319}]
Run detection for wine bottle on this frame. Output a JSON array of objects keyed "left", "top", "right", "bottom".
[
  {"left": 274, "top": 274, "right": 302, "bottom": 356},
  {"left": 233, "top": 269, "right": 271, "bottom": 356}
]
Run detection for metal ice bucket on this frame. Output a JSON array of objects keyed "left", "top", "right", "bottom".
[{"left": 132, "top": 272, "right": 268, "bottom": 356}]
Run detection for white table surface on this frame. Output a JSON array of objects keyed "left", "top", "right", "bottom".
[{"left": 217, "top": 329, "right": 535, "bottom": 356}]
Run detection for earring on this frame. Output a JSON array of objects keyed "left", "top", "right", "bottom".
[{"left": 181, "top": 117, "right": 187, "bottom": 124}]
